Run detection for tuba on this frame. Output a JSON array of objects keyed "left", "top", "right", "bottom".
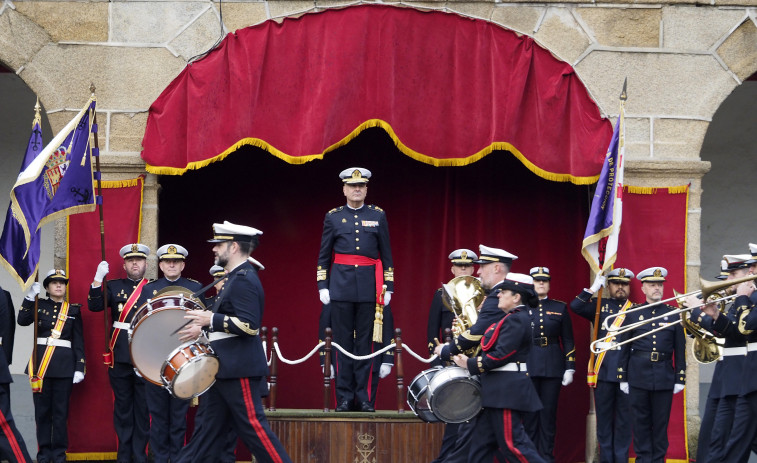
[{"left": 441, "top": 276, "right": 485, "bottom": 341}]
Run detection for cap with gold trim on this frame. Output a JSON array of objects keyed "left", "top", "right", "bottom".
[
  {"left": 529, "top": 267, "right": 551, "bottom": 281},
  {"left": 119, "top": 243, "right": 150, "bottom": 259},
  {"left": 607, "top": 268, "right": 634, "bottom": 283},
  {"left": 208, "top": 221, "right": 263, "bottom": 243},
  {"left": 716, "top": 259, "right": 728, "bottom": 280},
  {"left": 157, "top": 244, "right": 188, "bottom": 261},
  {"left": 723, "top": 254, "right": 754, "bottom": 271},
  {"left": 209, "top": 265, "right": 225, "bottom": 278},
  {"left": 472, "top": 244, "right": 517, "bottom": 265},
  {"left": 43, "top": 269, "right": 69, "bottom": 288},
  {"left": 637, "top": 267, "right": 667, "bottom": 282},
  {"left": 448, "top": 248, "right": 477, "bottom": 265},
  {"left": 339, "top": 167, "right": 371, "bottom": 184}
]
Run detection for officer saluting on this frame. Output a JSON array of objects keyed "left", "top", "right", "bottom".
[
  {"left": 618, "top": 267, "right": 685, "bottom": 463},
  {"left": 87, "top": 243, "right": 151, "bottom": 463},
  {"left": 317, "top": 167, "right": 394, "bottom": 413}
]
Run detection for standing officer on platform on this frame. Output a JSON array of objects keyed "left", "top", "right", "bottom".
[
  {"left": 569, "top": 268, "right": 634, "bottom": 463},
  {"left": 317, "top": 167, "right": 394, "bottom": 413},
  {"left": 176, "top": 221, "right": 291, "bottom": 463},
  {"left": 19, "top": 270, "right": 85, "bottom": 463},
  {"left": 87, "top": 243, "right": 151, "bottom": 463},
  {"left": 618, "top": 267, "right": 686, "bottom": 463},
  {"left": 137, "top": 244, "right": 202, "bottom": 463},
  {"left": 524, "top": 267, "right": 575, "bottom": 463},
  {"left": 427, "top": 248, "right": 477, "bottom": 463}
]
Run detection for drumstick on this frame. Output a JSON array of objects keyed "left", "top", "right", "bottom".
[
  {"left": 169, "top": 274, "right": 228, "bottom": 336},
  {"left": 170, "top": 319, "right": 193, "bottom": 336}
]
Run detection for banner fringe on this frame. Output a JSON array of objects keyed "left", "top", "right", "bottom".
[
  {"left": 65, "top": 452, "right": 118, "bottom": 461},
  {"left": 144, "top": 119, "right": 600, "bottom": 186},
  {"left": 624, "top": 185, "right": 657, "bottom": 194}
]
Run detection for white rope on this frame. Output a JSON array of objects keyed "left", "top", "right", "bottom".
[
  {"left": 266, "top": 340, "right": 439, "bottom": 365},
  {"left": 401, "top": 342, "right": 438, "bottom": 364},
  {"left": 272, "top": 341, "right": 326, "bottom": 365},
  {"left": 329, "top": 341, "right": 395, "bottom": 360}
]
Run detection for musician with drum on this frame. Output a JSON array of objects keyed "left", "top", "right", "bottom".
[
  {"left": 19, "top": 270, "right": 85, "bottom": 463},
  {"left": 617, "top": 267, "right": 685, "bottom": 463},
  {"left": 87, "top": 243, "right": 151, "bottom": 463},
  {"left": 137, "top": 244, "right": 203, "bottom": 463},
  {"left": 450, "top": 273, "right": 545, "bottom": 462},
  {"left": 176, "top": 221, "right": 291, "bottom": 463}
]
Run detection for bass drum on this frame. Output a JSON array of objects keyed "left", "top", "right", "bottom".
[
  {"left": 407, "top": 366, "right": 442, "bottom": 423},
  {"left": 129, "top": 292, "right": 206, "bottom": 386},
  {"left": 427, "top": 366, "right": 482, "bottom": 423}
]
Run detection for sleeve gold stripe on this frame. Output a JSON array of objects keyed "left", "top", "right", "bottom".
[{"left": 227, "top": 317, "right": 260, "bottom": 336}]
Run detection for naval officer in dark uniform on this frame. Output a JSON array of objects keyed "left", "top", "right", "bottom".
[
  {"left": 451, "top": 272, "right": 545, "bottom": 463},
  {"left": 569, "top": 267, "right": 634, "bottom": 463},
  {"left": 176, "top": 221, "right": 291, "bottom": 463},
  {"left": 618, "top": 267, "right": 685, "bottom": 463},
  {"left": 19, "top": 270, "right": 85, "bottom": 463},
  {"left": 0, "top": 283, "right": 32, "bottom": 462},
  {"left": 317, "top": 167, "right": 394, "bottom": 412},
  {"left": 433, "top": 244, "right": 517, "bottom": 463},
  {"left": 137, "top": 244, "right": 203, "bottom": 463},
  {"left": 87, "top": 243, "right": 151, "bottom": 463},
  {"left": 524, "top": 267, "right": 575, "bottom": 463}
]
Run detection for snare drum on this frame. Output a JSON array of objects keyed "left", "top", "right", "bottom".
[
  {"left": 129, "top": 292, "right": 206, "bottom": 385},
  {"left": 427, "top": 366, "right": 482, "bottom": 423},
  {"left": 407, "top": 366, "right": 442, "bottom": 423},
  {"left": 161, "top": 342, "right": 219, "bottom": 399}
]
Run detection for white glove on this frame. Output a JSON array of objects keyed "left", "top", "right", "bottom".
[
  {"left": 322, "top": 364, "right": 335, "bottom": 379},
  {"left": 379, "top": 363, "right": 393, "bottom": 379},
  {"left": 94, "top": 261, "right": 109, "bottom": 283},
  {"left": 561, "top": 369, "right": 574, "bottom": 386},
  {"left": 673, "top": 384, "right": 685, "bottom": 394},
  {"left": 589, "top": 274, "right": 606, "bottom": 293},
  {"left": 73, "top": 372, "right": 85, "bottom": 384},
  {"left": 319, "top": 289, "right": 330, "bottom": 305},
  {"left": 619, "top": 382, "right": 629, "bottom": 394},
  {"left": 24, "top": 282, "right": 40, "bottom": 301},
  {"left": 384, "top": 291, "right": 392, "bottom": 306}
]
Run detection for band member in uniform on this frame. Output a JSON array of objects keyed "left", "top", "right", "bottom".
[
  {"left": 317, "top": 167, "right": 394, "bottom": 412},
  {"left": 433, "top": 244, "right": 517, "bottom": 463},
  {"left": 0, "top": 283, "right": 32, "bottom": 462},
  {"left": 427, "top": 248, "right": 476, "bottom": 463},
  {"left": 618, "top": 267, "right": 685, "bottom": 463},
  {"left": 87, "top": 243, "right": 151, "bottom": 463},
  {"left": 451, "top": 273, "right": 545, "bottom": 463},
  {"left": 137, "top": 244, "right": 202, "bottom": 463},
  {"left": 19, "top": 270, "right": 85, "bottom": 463},
  {"left": 524, "top": 267, "right": 575, "bottom": 463},
  {"left": 176, "top": 221, "right": 292, "bottom": 463},
  {"left": 687, "top": 255, "right": 749, "bottom": 463},
  {"left": 569, "top": 267, "right": 634, "bottom": 463}
]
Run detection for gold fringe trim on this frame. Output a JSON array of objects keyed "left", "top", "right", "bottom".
[
  {"left": 100, "top": 178, "right": 142, "bottom": 189},
  {"left": 65, "top": 452, "right": 118, "bottom": 461},
  {"left": 145, "top": 119, "right": 600, "bottom": 185},
  {"left": 667, "top": 185, "right": 690, "bottom": 194},
  {"left": 624, "top": 185, "right": 657, "bottom": 195}
]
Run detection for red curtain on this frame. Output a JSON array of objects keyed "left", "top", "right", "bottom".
[
  {"left": 66, "top": 177, "right": 144, "bottom": 456},
  {"left": 141, "top": 5, "right": 613, "bottom": 183}
]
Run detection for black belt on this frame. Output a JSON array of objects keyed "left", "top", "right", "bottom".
[
  {"left": 632, "top": 350, "right": 670, "bottom": 362},
  {"left": 533, "top": 336, "right": 559, "bottom": 347}
]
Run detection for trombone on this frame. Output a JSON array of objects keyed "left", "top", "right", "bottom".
[{"left": 590, "top": 273, "right": 757, "bottom": 355}]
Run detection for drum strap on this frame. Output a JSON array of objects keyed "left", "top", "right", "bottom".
[
  {"left": 592, "top": 299, "right": 632, "bottom": 381},
  {"left": 107, "top": 278, "right": 148, "bottom": 363},
  {"left": 29, "top": 301, "right": 70, "bottom": 392}
]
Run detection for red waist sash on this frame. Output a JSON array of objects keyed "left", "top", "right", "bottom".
[{"left": 333, "top": 253, "right": 384, "bottom": 304}]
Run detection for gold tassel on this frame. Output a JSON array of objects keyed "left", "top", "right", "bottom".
[{"left": 373, "top": 285, "right": 387, "bottom": 343}]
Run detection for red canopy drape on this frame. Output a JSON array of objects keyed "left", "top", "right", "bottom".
[{"left": 141, "top": 5, "right": 613, "bottom": 183}]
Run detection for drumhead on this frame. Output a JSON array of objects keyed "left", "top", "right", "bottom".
[
  {"left": 427, "top": 367, "right": 482, "bottom": 423},
  {"left": 130, "top": 307, "right": 190, "bottom": 384},
  {"left": 170, "top": 355, "right": 219, "bottom": 399},
  {"left": 407, "top": 367, "right": 442, "bottom": 423}
]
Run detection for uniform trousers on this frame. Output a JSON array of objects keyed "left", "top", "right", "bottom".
[
  {"left": 145, "top": 381, "right": 189, "bottom": 463},
  {"left": 331, "top": 300, "right": 374, "bottom": 404},
  {"left": 109, "top": 362, "right": 149, "bottom": 463},
  {"left": 469, "top": 408, "right": 546, "bottom": 463},
  {"left": 706, "top": 395, "right": 737, "bottom": 462},
  {"left": 190, "top": 394, "right": 237, "bottom": 463},
  {"left": 594, "top": 380, "right": 632, "bottom": 463},
  {"left": 722, "top": 390, "right": 757, "bottom": 463},
  {"left": 175, "top": 377, "right": 291, "bottom": 463},
  {"left": 430, "top": 422, "right": 460, "bottom": 463},
  {"left": 629, "top": 386, "right": 673, "bottom": 463},
  {"left": 436, "top": 417, "right": 476, "bottom": 463},
  {"left": 33, "top": 377, "right": 73, "bottom": 463},
  {"left": 697, "top": 395, "right": 718, "bottom": 463},
  {"left": 523, "top": 377, "right": 562, "bottom": 463},
  {"left": 0, "top": 383, "right": 31, "bottom": 463}
]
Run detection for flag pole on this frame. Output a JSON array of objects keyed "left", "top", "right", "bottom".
[
  {"left": 89, "top": 84, "right": 110, "bottom": 365},
  {"left": 30, "top": 99, "right": 42, "bottom": 393}
]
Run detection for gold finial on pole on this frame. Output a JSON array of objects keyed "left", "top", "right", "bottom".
[{"left": 89, "top": 82, "right": 96, "bottom": 94}]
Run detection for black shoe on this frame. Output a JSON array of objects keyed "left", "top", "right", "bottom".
[
  {"left": 359, "top": 401, "right": 375, "bottom": 412},
  {"left": 336, "top": 400, "right": 351, "bottom": 412}
]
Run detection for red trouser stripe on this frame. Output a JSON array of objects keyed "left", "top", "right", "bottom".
[
  {"left": 240, "top": 379, "right": 283, "bottom": 463},
  {"left": 502, "top": 409, "right": 529, "bottom": 463},
  {"left": 0, "top": 408, "right": 26, "bottom": 463}
]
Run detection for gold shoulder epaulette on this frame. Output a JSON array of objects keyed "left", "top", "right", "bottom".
[
  {"left": 369, "top": 205, "right": 384, "bottom": 212},
  {"left": 187, "top": 278, "right": 200, "bottom": 284},
  {"left": 328, "top": 206, "right": 343, "bottom": 214}
]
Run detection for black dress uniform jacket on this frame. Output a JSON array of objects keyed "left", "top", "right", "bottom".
[
  {"left": 87, "top": 278, "right": 149, "bottom": 364},
  {"left": 527, "top": 298, "right": 575, "bottom": 378},
  {"left": 570, "top": 291, "right": 627, "bottom": 382},
  {"left": 427, "top": 288, "right": 455, "bottom": 355},
  {"left": 691, "top": 302, "right": 746, "bottom": 398},
  {"left": 0, "top": 290, "right": 15, "bottom": 383},
  {"left": 317, "top": 204, "right": 393, "bottom": 302},
  {"left": 18, "top": 298, "right": 85, "bottom": 378}
]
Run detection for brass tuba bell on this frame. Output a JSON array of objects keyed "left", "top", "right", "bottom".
[
  {"left": 441, "top": 276, "right": 485, "bottom": 341},
  {"left": 675, "top": 289, "right": 723, "bottom": 364}
]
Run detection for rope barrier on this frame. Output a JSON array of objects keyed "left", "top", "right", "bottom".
[{"left": 269, "top": 339, "right": 437, "bottom": 364}]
